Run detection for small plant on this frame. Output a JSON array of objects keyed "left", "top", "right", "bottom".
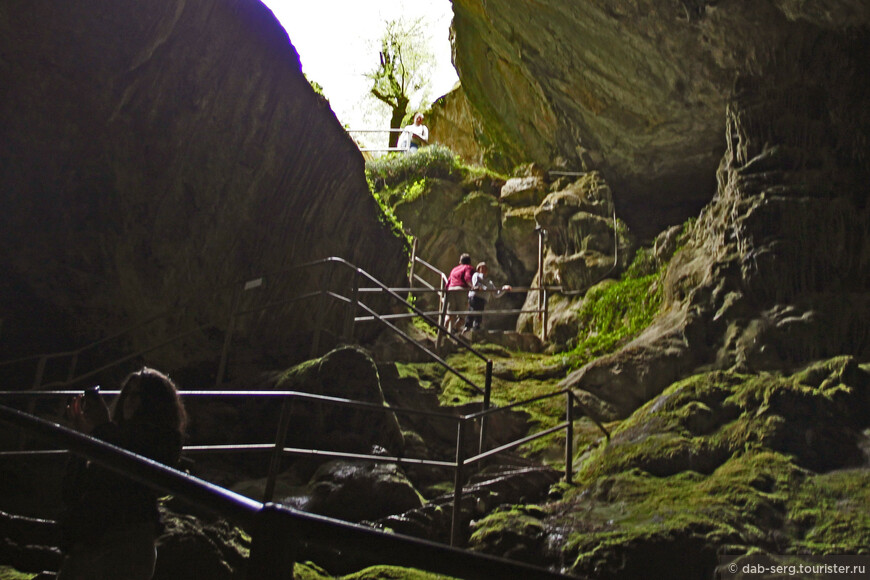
[
  {"left": 365, "top": 144, "right": 463, "bottom": 192},
  {"left": 403, "top": 178, "right": 429, "bottom": 204},
  {"left": 370, "top": 188, "right": 411, "bottom": 249}
]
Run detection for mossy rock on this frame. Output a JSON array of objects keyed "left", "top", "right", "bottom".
[{"left": 467, "top": 358, "right": 870, "bottom": 577}]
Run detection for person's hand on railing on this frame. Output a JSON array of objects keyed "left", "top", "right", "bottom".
[{"left": 65, "top": 387, "right": 110, "bottom": 434}]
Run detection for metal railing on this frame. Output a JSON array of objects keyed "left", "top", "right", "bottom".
[
  {"left": 0, "top": 254, "right": 612, "bottom": 568},
  {"left": 0, "top": 255, "right": 578, "bottom": 500},
  {"left": 0, "top": 245, "right": 558, "bottom": 393},
  {"left": 0, "top": 384, "right": 609, "bottom": 548},
  {"left": 347, "top": 128, "right": 411, "bottom": 153},
  {"left": 0, "top": 404, "right": 579, "bottom": 579},
  {"left": 405, "top": 235, "right": 555, "bottom": 344},
  {"left": 0, "top": 256, "right": 529, "bottom": 470}
]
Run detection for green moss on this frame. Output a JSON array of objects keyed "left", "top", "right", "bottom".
[
  {"left": 565, "top": 257, "right": 666, "bottom": 371},
  {"left": 370, "top": 188, "right": 412, "bottom": 248},
  {"left": 340, "top": 566, "right": 458, "bottom": 579},
  {"left": 294, "top": 561, "right": 457, "bottom": 580},
  {"left": 395, "top": 362, "right": 446, "bottom": 391},
  {"left": 0, "top": 567, "right": 36, "bottom": 580},
  {"left": 533, "top": 362, "right": 870, "bottom": 574},
  {"left": 787, "top": 469, "right": 870, "bottom": 553},
  {"left": 404, "top": 178, "right": 429, "bottom": 204},
  {"left": 468, "top": 505, "right": 546, "bottom": 546}
]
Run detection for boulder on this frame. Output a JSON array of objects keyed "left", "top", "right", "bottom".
[
  {"left": 274, "top": 346, "right": 406, "bottom": 457},
  {"left": 281, "top": 458, "right": 424, "bottom": 523},
  {"left": 499, "top": 176, "right": 548, "bottom": 207},
  {"left": 155, "top": 510, "right": 248, "bottom": 580}
]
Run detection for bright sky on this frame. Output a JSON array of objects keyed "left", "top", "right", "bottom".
[{"left": 262, "top": 0, "right": 458, "bottom": 136}]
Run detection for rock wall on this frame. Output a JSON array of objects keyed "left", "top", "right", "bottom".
[
  {"left": 0, "top": 0, "right": 406, "bottom": 370},
  {"left": 562, "top": 32, "right": 870, "bottom": 419},
  {"left": 450, "top": 0, "right": 870, "bottom": 237},
  {"left": 427, "top": 85, "right": 495, "bottom": 169}
]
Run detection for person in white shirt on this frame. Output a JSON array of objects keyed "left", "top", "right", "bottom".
[
  {"left": 398, "top": 113, "right": 429, "bottom": 153},
  {"left": 465, "top": 262, "right": 511, "bottom": 331}
]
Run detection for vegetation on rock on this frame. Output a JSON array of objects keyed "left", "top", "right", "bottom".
[
  {"left": 366, "top": 145, "right": 465, "bottom": 193},
  {"left": 466, "top": 358, "right": 870, "bottom": 577}
]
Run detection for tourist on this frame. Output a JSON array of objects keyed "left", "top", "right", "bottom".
[
  {"left": 466, "top": 262, "right": 511, "bottom": 331},
  {"left": 445, "top": 253, "right": 475, "bottom": 333},
  {"left": 58, "top": 367, "right": 187, "bottom": 580},
  {"left": 398, "top": 112, "right": 429, "bottom": 153}
]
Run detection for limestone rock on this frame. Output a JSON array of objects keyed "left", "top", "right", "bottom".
[
  {"left": 500, "top": 206, "right": 540, "bottom": 280},
  {"left": 275, "top": 346, "right": 405, "bottom": 456},
  {"left": 451, "top": 0, "right": 870, "bottom": 236},
  {"left": 0, "top": 0, "right": 406, "bottom": 368},
  {"left": 189, "top": 346, "right": 405, "bottom": 493},
  {"left": 427, "top": 85, "right": 489, "bottom": 167},
  {"left": 562, "top": 47, "right": 870, "bottom": 418},
  {"left": 499, "top": 176, "right": 548, "bottom": 207}
]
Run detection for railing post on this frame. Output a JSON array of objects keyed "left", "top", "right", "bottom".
[
  {"left": 263, "top": 395, "right": 295, "bottom": 503},
  {"left": 311, "top": 263, "right": 334, "bottom": 359},
  {"left": 436, "top": 280, "right": 449, "bottom": 350},
  {"left": 33, "top": 356, "right": 47, "bottom": 389},
  {"left": 565, "top": 391, "right": 574, "bottom": 485},
  {"left": 66, "top": 353, "right": 79, "bottom": 383},
  {"left": 536, "top": 227, "right": 546, "bottom": 341},
  {"left": 249, "top": 503, "right": 296, "bottom": 579},
  {"left": 217, "top": 281, "right": 248, "bottom": 387},
  {"left": 450, "top": 419, "right": 466, "bottom": 547},
  {"left": 19, "top": 355, "right": 49, "bottom": 448},
  {"left": 542, "top": 287, "right": 549, "bottom": 342},
  {"left": 408, "top": 237, "right": 418, "bottom": 289},
  {"left": 478, "top": 360, "right": 492, "bottom": 455},
  {"left": 343, "top": 269, "right": 359, "bottom": 343}
]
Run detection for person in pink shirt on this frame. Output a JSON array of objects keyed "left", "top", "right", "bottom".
[{"left": 445, "top": 253, "right": 475, "bottom": 332}]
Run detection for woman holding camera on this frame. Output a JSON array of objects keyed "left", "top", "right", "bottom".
[{"left": 59, "top": 367, "right": 187, "bottom": 580}]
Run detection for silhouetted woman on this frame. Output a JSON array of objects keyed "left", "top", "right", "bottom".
[{"left": 59, "top": 367, "right": 187, "bottom": 580}]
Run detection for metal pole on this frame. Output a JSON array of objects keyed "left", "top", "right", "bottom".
[
  {"left": 450, "top": 420, "right": 466, "bottom": 547},
  {"left": 33, "top": 356, "right": 47, "bottom": 389},
  {"left": 19, "top": 356, "right": 48, "bottom": 448},
  {"left": 248, "top": 503, "right": 296, "bottom": 579},
  {"left": 536, "top": 228, "right": 545, "bottom": 341},
  {"left": 542, "top": 287, "right": 549, "bottom": 342},
  {"left": 565, "top": 392, "right": 574, "bottom": 484},
  {"left": 408, "top": 238, "right": 418, "bottom": 289},
  {"left": 67, "top": 353, "right": 79, "bottom": 383},
  {"left": 216, "top": 284, "right": 243, "bottom": 387},
  {"left": 437, "top": 280, "right": 449, "bottom": 350},
  {"left": 263, "top": 395, "right": 295, "bottom": 503},
  {"left": 343, "top": 269, "right": 359, "bottom": 342},
  {"left": 478, "top": 360, "right": 492, "bottom": 455},
  {"left": 311, "top": 265, "right": 333, "bottom": 359}
]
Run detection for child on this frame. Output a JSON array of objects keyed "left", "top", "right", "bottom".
[{"left": 465, "top": 262, "right": 511, "bottom": 331}]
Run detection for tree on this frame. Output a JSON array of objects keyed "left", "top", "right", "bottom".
[{"left": 365, "top": 18, "right": 435, "bottom": 149}]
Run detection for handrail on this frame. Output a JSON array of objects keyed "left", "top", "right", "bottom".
[
  {"left": 0, "top": 383, "right": 612, "bottom": 545},
  {"left": 0, "top": 404, "right": 261, "bottom": 528},
  {"left": 0, "top": 403, "right": 578, "bottom": 579},
  {"left": 346, "top": 128, "right": 413, "bottom": 154},
  {"left": 0, "top": 256, "right": 491, "bottom": 387}
]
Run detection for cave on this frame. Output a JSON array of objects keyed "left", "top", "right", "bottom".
[{"left": 1, "top": 0, "right": 869, "bottom": 578}]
